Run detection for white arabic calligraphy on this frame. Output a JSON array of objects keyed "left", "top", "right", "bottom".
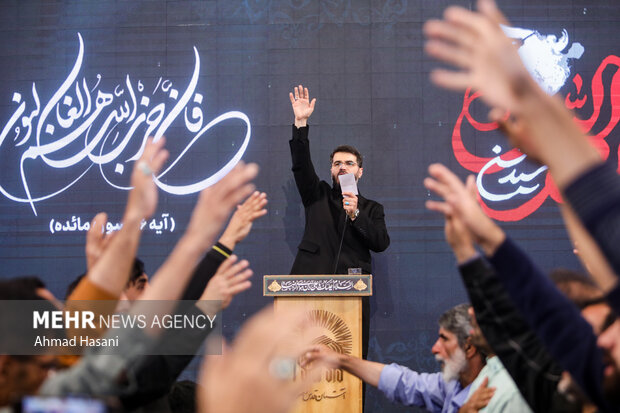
[
  {"left": 280, "top": 280, "right": 355, "bottom": 292},
  {"left": 0, "top": 33, "right": 251, "bottom": 215},
  {"left": 49, "top": 213, "right": 175, "bottom": 235},
  {"left": 477, "top": 145, "right": 548, "bottom": 202}
]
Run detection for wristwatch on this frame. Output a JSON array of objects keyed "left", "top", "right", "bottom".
[{"left": 351, "top": 209, "right": 360, "bottom": 220}]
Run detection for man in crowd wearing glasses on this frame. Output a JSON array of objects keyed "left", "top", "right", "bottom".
[{"left": 288, "top": 84, "right": 390, "bottom": 358}]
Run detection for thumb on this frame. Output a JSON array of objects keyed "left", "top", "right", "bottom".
[{"left": 466, "top": 175, "right": 478, "bottom": 200}]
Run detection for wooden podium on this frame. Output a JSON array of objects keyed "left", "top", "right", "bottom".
[{"left": 264, "top": 274, "right": 372, "bottom": 413}]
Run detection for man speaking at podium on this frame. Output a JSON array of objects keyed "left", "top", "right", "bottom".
[{"left": 288, "top": 84, "right": 390, "bottom": 357}]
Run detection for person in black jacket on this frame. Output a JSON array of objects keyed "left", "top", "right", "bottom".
[{"left": 288, "top": 84, "right": 390, "bottom": 360}]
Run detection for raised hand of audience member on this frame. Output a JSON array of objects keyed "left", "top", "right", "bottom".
[
  {"left": 218, "top": 191, "right": 268, "bottom": 250},
  {"left": 289, "top": 84, "right": 316, "bottom": 128},
  {"left": 140, "top": 162, "right": 258, "bottom": 302},
  {"left": 85, "top": 138, "right": 169, "bottom": 296},
  {"left": 125, "top": 137, "right": 169, "bottom": 221},
  {"left": 85, "top": 212, "right": 111, "bottom": 270},
  {"left": 459, "top": 377, "right": 495, "bottom": 413},
  {"left": 425, "top": 0, "right": 601, "bottom": 188},
  {"left": 199, "top": 306, "right": 325, "bottom": 413},
  {"left": 424, "top": 163, "right": 505, "bottom": 256},
  {"left": 199, "top": 255, "right": 253, "bottom": 310},
  {"left": 423, "top": 0, "right": 529, "bottom": 113}
]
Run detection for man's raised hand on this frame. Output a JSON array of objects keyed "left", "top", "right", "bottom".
[{"left": 289, "top": 84, "right": 316, "bottom": 128}]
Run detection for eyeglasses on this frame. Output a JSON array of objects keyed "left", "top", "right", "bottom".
[{"left": 332, "top": 161, "right": 357, "bottom": 168}]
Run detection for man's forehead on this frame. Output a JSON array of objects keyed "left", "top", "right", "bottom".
[
  {"left": 332, "top": 152, "right": 357, "bottom": 161},
  {"left": 438, "top": 326, "right": 457, "bottom": 340}
]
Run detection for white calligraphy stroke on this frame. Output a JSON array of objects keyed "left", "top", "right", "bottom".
[
  {"left": 477, "top": 146, "right": 548, "bottom": 202},
  {"left": 0, "top": 33, "right": 251, "bottom": 215}
]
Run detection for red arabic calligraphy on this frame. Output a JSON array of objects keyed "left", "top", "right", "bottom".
[{"left": 452, "top": 55, "right": 620, "bottom": 221}]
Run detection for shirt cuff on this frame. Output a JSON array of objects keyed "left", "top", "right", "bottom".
[
  {"left": 457, "top": 251, "right": 482, "bottom": 267},
  {"left": 212, "top": 242, "right": 232, "bottom": 258},
  {"left": 377, "top": 363, "right": 401, "bottom": 398}
]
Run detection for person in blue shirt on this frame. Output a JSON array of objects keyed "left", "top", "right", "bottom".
[{"left": 302, "top": 304, "right": 485, "bottom": 413}]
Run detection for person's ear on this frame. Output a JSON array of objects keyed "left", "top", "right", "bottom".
[
  {"left": 357, "top": 167, "right": 363, "bottom": 180},
  {"left": 464, "top": 337, "right": 477, "bottom": 358}
]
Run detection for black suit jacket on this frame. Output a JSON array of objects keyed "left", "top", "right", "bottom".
[{"left": 289, "top": 125, "right": 389, "bottom": 275}]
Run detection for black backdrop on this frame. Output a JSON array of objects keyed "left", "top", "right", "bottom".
[{"left": 0, "top": 1, "right": 618, "bottom": 411}]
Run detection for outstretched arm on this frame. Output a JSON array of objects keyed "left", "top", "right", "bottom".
[
  {"left": 302, "top": 345, "right": 385, "bottom": 387},
  {"left": 429, "top": 166, "right": 563, "bottom": 412},
  {"left": 180, "top": 191, "right": 267, "bottom": 301},
  {"left": 85, "top": 138, "right": 168, "bottom": 297},
  {"left": 289, "top": 85, "right": 321, "bottom": 206},
  {"left": 424, "top": 163, "right": 611, "bottom": 411}
]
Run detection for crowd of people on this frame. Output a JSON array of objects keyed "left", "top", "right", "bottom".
[{"left": 1, "top": 0, "right": 619, "bottom": 412}]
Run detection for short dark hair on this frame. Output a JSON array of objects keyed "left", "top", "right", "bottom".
[
  {"left": 128, "top": 258, "right": 146, "bottom": 285},
  {"left": 0, "top": 276, "right": 46, "bottom": 300},
  {"left": 549, "top": 268, "right": 603, "bottom": 309},
  {"left": 330, "top": 145, "right": 363, "bottom": 168}
]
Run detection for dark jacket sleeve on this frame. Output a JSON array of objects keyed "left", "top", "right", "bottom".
[
  {"left": 120, "top": 304, "right": 216, "bottom": 410},
  {"left": 180, "top": 242, "right": 231, "bottom": 301},
  {"left": 119, "top": 244, "right": 231, "bottom": 408},
  {"left": 289, "top": 125, "right": 321, "bottom": 207},
  {"left": 564, "top": 161, "right": 620, "bottom": 314},
  {"left": 351, "top": 202, "right": 390, "bottom": 252},
  {"left": 459, "top": 255, "right": 563, "bottom": 412},
  {"left": 488, "top": 237, "right": 614, "bottom": 412}
]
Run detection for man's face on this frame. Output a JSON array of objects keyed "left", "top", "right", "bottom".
[
  {"left": 581, "top": 302, "right": 620, "bottom": 401},
  {"left": 431, "top": 327, "right": 467, "bottom": 382},
  {"left": 124, "top": 273, "right": 148, "bottom": 302},
  {"left": 330, "top": 152, "right": 363, "bottom": 186}
]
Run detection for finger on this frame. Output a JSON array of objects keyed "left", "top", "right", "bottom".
[
  {"left": 428, "top": 163, "right": 468, "bottom": 193},
  {"left": 425, "top": 40, "right": 473, "bottom": 70},
  {"left": 466, "top": 175, "right": 479, "bottom": 200},
  {"left": 425, "top": 200, "right": 453, "bottom": 216},
  {"left": 444, "top": 6, "right": 491, "bottom": 36},
  {"left": 150, "top": 147, "right": 169, "bottom": 175},
  {"left": 294, "top": 87, "right": 300, "bottom": 99},
  {"left": 214, "top": 163, "right": 259, "bottom": 206},
  {"left": 289, "top": 92, "right": 296, "bottom": 105},
  {"left": 224, "top": 259, "right": 250, "bottom": 279},
  {"left": 487, "top": 107, "right": 509, "bottom": 123},
  {"left": 250, "top": 208, "right": 268, "bottom": 220},
  {"left": 229, "top": 267, "right": 253, "bottom": 283},
  {"left": 480, "top": 376, "right": 489, "bottom": 388},
  {"left": 477, "top": 0, "right": 510, "bottom": 26},
  {"left": 310, "top": 98, "right": 316, "bottom": 110},
  {"left": 303, "top": 87, "right": 309, "bottom": 100},
  {"left": 142, "top": 136, "right": 165, "bottom": 162},
  {"left": 342, "top": 192, "right": 355, "bottom": 197},
  {"left": 226, "top": 281, "right": 252, "bottom": 298},
  {"left": 429, "top": 69, "right": 472, "bottom": 92},
  {"left": 423, "top": 177, "right": 451, "bottom": 200},
  {"left": 215, "top": 255, "right": 238, "bottom": 277}
]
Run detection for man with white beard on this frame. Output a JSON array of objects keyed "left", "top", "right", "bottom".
[{"left": 302, "top": 304, "right": 485, "bottom": 413}]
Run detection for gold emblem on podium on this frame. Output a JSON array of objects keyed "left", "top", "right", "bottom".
[
  {"left": 353, "top": 279, "right": 367, "bottom": 291},
  {"left": 268, "top": 280, "right": 282, "bottom": 292}
]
